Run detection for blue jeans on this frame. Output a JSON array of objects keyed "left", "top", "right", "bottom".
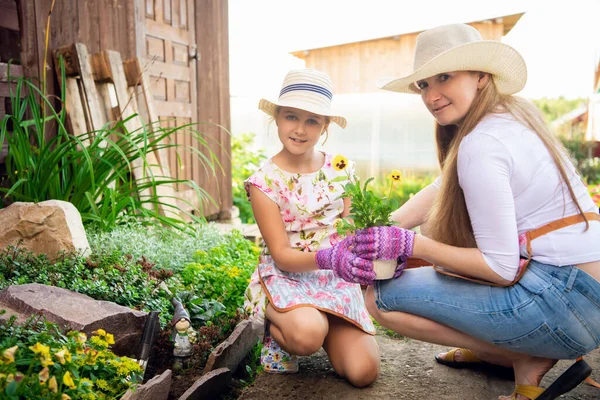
[{"left": 375, "top": 260, "right": 600, "bottom": 359}]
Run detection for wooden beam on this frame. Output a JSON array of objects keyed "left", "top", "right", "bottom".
[
  {"left": 95, "top": 50, "right": 180, "bottom": 218},
  {"left": 0, "top": 63, "right": 23, "bottom": 81}
]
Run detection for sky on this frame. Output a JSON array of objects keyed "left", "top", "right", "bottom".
[{"left": 228, "top": 0, "right": 600, "bottom": 100}]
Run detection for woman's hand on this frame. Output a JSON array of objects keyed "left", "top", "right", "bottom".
[
  {"left": 354, "top": 226, "right": 416, "bottom": 261},
  {"left": 315, "top": 237, "right": 376, "bottom": 285}
]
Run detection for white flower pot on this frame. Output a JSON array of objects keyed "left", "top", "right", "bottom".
[{"left": 372, "top": 259, "right": 397, "bottom": 280}]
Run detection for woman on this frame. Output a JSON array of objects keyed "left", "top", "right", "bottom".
[{"left": 345, "top": 23, "right": 600, "bottom": 400}]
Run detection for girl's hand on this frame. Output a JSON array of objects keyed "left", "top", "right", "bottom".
[
  {"left": 316, "top": 237, "right": 376, "bottom": 285},
  {"left": 353, "top": 226, "right": 416, "bottom": 261}
]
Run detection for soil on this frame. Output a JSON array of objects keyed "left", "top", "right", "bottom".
[
  {"left": 144, "top": 314, "right": 245, "bottom": 400},
  {"left": 238, "top": 327, "right": 600, "bottom": 400}
]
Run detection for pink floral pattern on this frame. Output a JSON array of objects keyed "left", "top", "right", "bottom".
[{"left": 242, "top": 153, "right": 375, "bottom": 334}]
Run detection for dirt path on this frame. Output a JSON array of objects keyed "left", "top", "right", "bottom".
[{"left": 239, "top": 330, "right": 600, "bottom": 400}]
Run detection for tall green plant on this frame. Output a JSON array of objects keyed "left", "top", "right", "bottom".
[
  {"left": 0, "top": 66, "right": 225, "bottom": 232},
  {"left": 231, "top": 133, "right": 267, "bottom": 223}
]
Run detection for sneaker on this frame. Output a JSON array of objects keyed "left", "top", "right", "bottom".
[{"left": 260, "top": 322, "right": 299, "bottom": 374}]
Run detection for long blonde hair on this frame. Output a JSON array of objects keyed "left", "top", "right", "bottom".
[{"left": 427, "top": 75, "right": 589, "bottom": 248}]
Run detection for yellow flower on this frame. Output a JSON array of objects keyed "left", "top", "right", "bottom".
[
  {"left": 30, "top": 342, "right": 50, "bottom": 355},
  {"left": 40, "top": 353, "right": 54, "bottom": 367},
  {"left": 76, "top": 332, "right": 87, "bottom": 344},
  {"left": 332, "top": 155, "right": 348, "bottom": 171},
  {"left": 54, "top": 348, "right": 72, "bottom": 364},
  {"left": 105, "top": 333, "right": 115, "bottom": 345},
  {"left": 387, "top": 170, "right": 402, "bottom": 182},
  {"left": 93, "top": 329, "right": 107, "bottom": 337},
  {"left": 38, "top": 367, "right": 50, "bottom": 383},
  {"left": 2, "top": 346, "right": 17, "bottom": 364},
  {"left": 63, "top": 371, "right": 76, "bottom": 389},
  {"left": 333, "top": 218, "right": 344, "bottom": 229},
  {"left": 62, "top": 394, "right": 71, "bottom": 400},
  {"left": 48, "top": 376, "right": 58, "bottom": 393},
  {"left": 84, "top": 348, "right": 99, "bottom": 364}
]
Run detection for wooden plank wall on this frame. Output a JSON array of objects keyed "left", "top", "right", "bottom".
[
  {"left": 299, "top": 22, "right": 505, "bottom": 95},
  {"left": 0, "top": 0, "right": 21, "bottom": 162},
  {"left": 11, "top": 0, "right": 232, "bottom": 219},
  {"left": 196, "top": 0, "right": 232, "bottom": 218},
  {"left": 16, "top": 0, "right": 137, "bottom": 144}
]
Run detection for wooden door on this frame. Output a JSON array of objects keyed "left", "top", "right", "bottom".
[{"left": 141, "top": 0, "right": 198, "bottom": 207}]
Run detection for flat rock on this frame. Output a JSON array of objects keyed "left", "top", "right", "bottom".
[
  {"left": 179, "top": 367, "right": 232, "bottom": 400},
  {"left": 121, "top": 369, "right": 172, "bottom": 400},
  {"left": 203, "top": 319, "right": 259, "bottom": 374},
  {"left": 0, "top": 283, "right": 146, "bottom": 357}
]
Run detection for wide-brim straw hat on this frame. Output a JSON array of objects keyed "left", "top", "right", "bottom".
[
  {"left": 377, "top": 23, "right": 527, "bottom": 95},
  {"left": 259, "top": 69, "right": 347, "bottom": 128}
]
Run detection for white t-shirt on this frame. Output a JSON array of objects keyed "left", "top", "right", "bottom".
[{"left": 432, "top": 113, "right": 600, "bottom": 281}]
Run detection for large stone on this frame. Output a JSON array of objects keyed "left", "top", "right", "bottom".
[
  {"left": 0, "top": 283, "right": 146, "bottom": 357},
  {"left": 0, "top": 200, "right": 90, "bottom": 259},
  {"left": 121, "top": 369, "right": 172, "bottom": 400},
  {"left": 179, "top": 368, "right": 232, "bottom": 400},
  {"left": 202, "top": 319, "right": 259, "bottom": 374}
]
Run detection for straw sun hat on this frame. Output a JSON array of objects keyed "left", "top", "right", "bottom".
[
  {"left": 378, "top": 23, "right": 527, "bottom": 95},
  {"left": 259, "top": 69, "right": 347, "bottom": 128}
]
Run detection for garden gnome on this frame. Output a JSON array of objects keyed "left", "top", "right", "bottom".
[{"left": 171, "top": 300, "right": 193, "bottom": 359}]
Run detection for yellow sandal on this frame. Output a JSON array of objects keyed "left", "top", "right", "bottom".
[
  {"left": 434, "top": 348, "right": 482, "bottom": 367},
  {"left": 510, "top": 384, "right": 544, "bottom": 399}
]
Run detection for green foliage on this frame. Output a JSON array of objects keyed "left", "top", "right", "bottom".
[
  {"left": 231, "top": 133, "right": 267, "bottom": 223},
  {"left": 336, "top": 168, "right": 433, "bottom": 234},
  {"left": 0, "top": 65, "right": 222, "bottom": 232},
  {"left": 179, "top": 230, "right": 261, "bottom": 316},
  {"left": 531, "top": 96, "right": 587, "bottom": 124},
  {"left": 87, "top": 222, "right": 226, "bottom": 272},
  {"left": 0, "top": 314, "right": 142, "bottom": 399},
  {"left": 0, "top": 247, "right": 173, "bottom": 326},
  {"left": 369, "top": 173, "right": 435, "bottom": 208},
  {"left": 337, "top": 176, "right": 400, "bottom": 234},
  {"left": 174, "top": 291, "right": 226, "bottom": 326}
]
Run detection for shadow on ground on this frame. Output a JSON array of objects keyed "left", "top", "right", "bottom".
[{"left": 239, "top": 328, "right": 600, "bottom": 400}]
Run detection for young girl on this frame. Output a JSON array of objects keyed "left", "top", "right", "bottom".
[
  {"left": 341, "top": 24, "right": 600, "bottom": 399},
  {"left": 243, "top": 69, "right": 380, "bottom": 387}
]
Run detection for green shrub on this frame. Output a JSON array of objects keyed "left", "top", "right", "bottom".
[
  {"left": 231, "top": 133, "right": 267, "bottom": 223},
  {"left": 0, "top": 314, "right": 142, "bottom": 399},
  {"left": 369, "top": 173, "right": 435, "bottom": 207},
  {"left": 0, "top": 247, "right": 173, "bottom": 326},
  {"left": 180, "top": 230, "right": 260, "bottom": 316},
  {"left": 87, "top": 222, "right": 226, "bottom": 272}
]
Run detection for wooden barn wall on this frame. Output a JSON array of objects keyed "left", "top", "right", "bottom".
[
  {"left": 195, "top": 0, "right": 232, "bottom": 218},
  {"left": 12, "top": 0, "right": 232, "bottom": 218},
  {"left": 0, "top": 0, "right": 22, "bottom": 163},
  {"left": 17, "top": 0, "right": 137, "bottom": 91},
  {"left": 300, "top": 22, "right": 505, "bottom": 94}
]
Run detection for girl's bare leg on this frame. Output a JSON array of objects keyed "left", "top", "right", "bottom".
[
  {"left": 365, "top": 287, "right": 555, "bottom": 399},
  {"left": 265, "top": 304, "right": 328, "bottom": 356},
  {"left": 322, "top": 314, "right": 380, "bottom": 388}
]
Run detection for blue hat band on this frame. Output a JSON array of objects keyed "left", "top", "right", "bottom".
[{"left": 279, "top": 83, "right": 333, "bottom": 100}]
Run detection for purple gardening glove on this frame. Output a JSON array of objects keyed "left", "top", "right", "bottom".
[
  {"left": 394, "top": 255, "right": 408, "bottom": 279},
  {"left": 353, "top": 226, "right": 416, "bottom": 261},
  {"left": 315, "top": 236, "right": 376, "bottom": 285}
]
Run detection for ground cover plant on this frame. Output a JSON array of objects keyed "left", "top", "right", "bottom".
[
  {"left": 0, "top": 314, "right": 142, "bottom": 399},
  {"left": 0, "top": 222, "right": 262, "bottom": 398}
]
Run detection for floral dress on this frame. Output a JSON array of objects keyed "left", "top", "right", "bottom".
[{"left": 243, "top": 153, "right": 375, "bottom": 335}]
